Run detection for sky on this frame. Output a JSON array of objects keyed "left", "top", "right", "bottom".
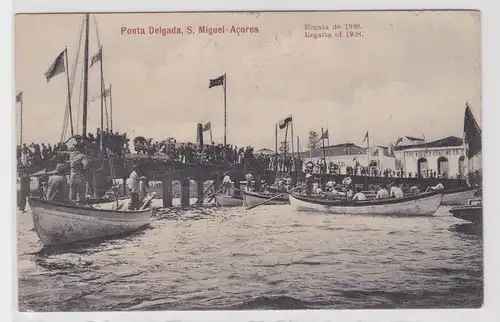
[{"left": 14, "top": 11, "right": 482, "bottom": 150}]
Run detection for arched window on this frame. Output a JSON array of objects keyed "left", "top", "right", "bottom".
[
  {"left": 437, "top": 157, "right": 449, "bottom": 177},
  {"left": 417, "top": 158, "right": 428, "bottom": 177},
  {"left": 458, "top": 156, "right": 465, "bottom": 177}
]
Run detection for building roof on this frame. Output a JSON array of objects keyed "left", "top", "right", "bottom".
[
  {"left": 300, "top": 143, "right": 368, "bottom": 158},
  {"left": 394, "top": 136, "right": 463, "bottom": 151}
]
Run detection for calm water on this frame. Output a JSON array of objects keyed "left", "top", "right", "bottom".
[{"left": 17, "top": 202, "right": 483, "bottom": 311}]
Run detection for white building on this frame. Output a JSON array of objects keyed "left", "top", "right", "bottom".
[
  {"left": 301, "top": 143, "right": 396, "bottom": 175},
  {"left": 393, "top": 136, "right": 466, "bottom": 179}
]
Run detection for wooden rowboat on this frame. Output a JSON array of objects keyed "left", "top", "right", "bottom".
[
  {"left": 28, "top": 196, "right": 153, "bottom": 246},
  {"left": 441, "top": 187, "right": 478, "bottom": 206},
  {"left": 449, "top": 198, "right": 482, "bottom": 225},
  {"left": 242, "top": 190, "right": 289, "bottom": 208},
  {"left": 213, "top": 193, "right": 243, "bottom": 207},
  {"left": 288, "top": 191, "right": 443, "bottom": 216}
]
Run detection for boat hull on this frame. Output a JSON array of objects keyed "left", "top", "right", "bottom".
[
  {"left": 214, "top": 194, "right": 243, "bottom": 207},
  {"left": 28, "top": 197, "right": 152, "bottom": 246},
  {"left": 449, "top": 205, "right": 483, "bottom": 225},
  {"left": 289, "top": 192, "right": 442, "bottom": 216},
  {"left": 441, "top": 188, "right": 478, "bottom": 206},
  {"left": 242, "top": 191, "right": 289, "bottom": 207}
]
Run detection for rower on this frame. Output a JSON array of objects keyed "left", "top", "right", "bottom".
[
  {"left": 45, "top": 163, "right": 71, "bottom": 203},
  {"left": 352, "top": 187, "right": 367, "bottom": 201},
  {"left": 426, "top": 182, "right": 444, "bottom": 192},
  {"left": 389, "top": 182, "right": 404, "bottom": 198},
  {"left": 222, "top": 172, "right": 232, "bottom": 195},
  {"left": 305, "top": 173, "right": 314, "bottom": 196},
  {"left": 375, "top": 185, "right": 390, "bottom": 200},
  {"left": 245, "top": 172, "right": 254, "bottom": 192}
]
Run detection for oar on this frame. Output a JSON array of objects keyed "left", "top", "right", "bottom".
[{"left": 246, "top": 184, "right": 305, "bottom": 210}]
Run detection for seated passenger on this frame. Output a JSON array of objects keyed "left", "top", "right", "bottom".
[{"left": 375, "top": 185, "right": 390, "bottom": 200}]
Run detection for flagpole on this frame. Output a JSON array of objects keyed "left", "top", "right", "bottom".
[
  {"left": 82, "top": 13, "right": 90, "bottom": 139},
  {"left": 64, "top": 47, "right": 74, "bottom": 137},
  {"left": 283, "top": 122, "right": 289, "bottom": 173},
  {"left": 209, "top": 127, "right": 213, "bottom": 143},
  {"left": 223, "top": 73, "right": 227, "bottom": 146},
  {"left": 19, "top": 94, "right": 23, "bottom": 146},
  {"left": 109, "top": 84, "right": 113, "bottom": 132},
  {"left": 99, "top": 46, "right": 104, "bottom": 152},
  {"left": 275, "top": 123, "right": 278, "bottom": 172},
  {"left": 321, "top": 127, "right": 326, "bottom": 176}
]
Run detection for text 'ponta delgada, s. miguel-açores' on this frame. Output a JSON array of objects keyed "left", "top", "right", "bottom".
[{"left": 120, "top": 25, "right": 260, "bottom": 36}]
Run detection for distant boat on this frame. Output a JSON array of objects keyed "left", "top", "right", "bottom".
[
  {"left": 213, "top": 193, "right": 243, "bottom": 207},
  {"left": 242, "top": 190, "right": 289, "bottom": 208},
  {"left": 441, "top": 187, "right": 478, "bottom": 206},
  {"left": 28, "top": 196, "right": 153, "bottom": 246},
  {"left": 288, "top": 191, "right": 443, "bottom": 216},
  {"left": 449, "top": 198, "right": 482, "bottom": 225}
]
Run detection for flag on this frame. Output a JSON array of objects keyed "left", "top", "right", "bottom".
[
  {"left": 90, "top": 48, "right": 102, "bottom": 68},
  {"left": 16, "top": 92, "right": 23, "bottom": 103},
  {"left": 395, "top": 137, "right": 403, "bottom": 146},
  {"left": 209, "top": 74, "right": 225, "bottom": 88},
  {"left": 202, "top": 122, "right": 211, "bottom": 131},
  {"left": 278, "top": 115, "right": 292, "bottom": 129},
  {"left": 464, "top": 103, "right": 481, "bottom": 158},
  {"left": 363, "top": 131, "right": 369, "bottom": 143},
  {"left": 405, "top": 136, "right": 424, "bottom": 142},
  {"left": 319, "top": 129, "right": 329, "bottom": 140},
  {"left": 45, "top": 50, "right": 66, "bottom": 82},
  {"left": 89, "top": 88, "right": 111, "bottom": 102}
]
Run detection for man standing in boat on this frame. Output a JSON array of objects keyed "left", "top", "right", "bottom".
[
  {"left": 69, "top": 140, "right": 90, "bottom": 204},
  {"left": 45, "top": 163, "right": 70, "bottom": 203},
  {"left": 127, "top": 163, "right": 142, "bottom": 210}
]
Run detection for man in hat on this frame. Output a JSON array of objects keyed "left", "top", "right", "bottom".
[
  {"left": 46, "top": 163, "right": 70, "bottom": 203},
  {"left": 222, "top": 172, "right": 232, "bottom": 195},
  {"left": 127, "top": 163, "right": 142, "bottom": 210},
  {"left": 69, "top": 141, "right": 89, "bottom": 203}
]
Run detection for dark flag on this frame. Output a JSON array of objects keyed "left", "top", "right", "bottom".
[
  {"left": 209, "top": 75, "right": 225, "bottom": 88},
  {"left": 319, "top": 129, "right": 329, "bottom": 140},
  {"left": 363, "top": 131, "right": 369, "bottom": 143},
  {"left": 278, "top": 115, "right": 292, "bottom": 129},
  {"left": 395, "top": 137, "right": 403, "bottom": 146},
  {"left": 202, "top": 122, "right": 211, "bottom": 132},
  {"left": 90, "top": 48, "right": 102, "bottom": 68},
  {"left": 464, "top": 103, "right": 481, "bottom": 158},
  {"left": 405, "top": 135, "right": 424, "bottom": 142},
  {"left": 45, "top": 50, "right": 66, "bottom": 82},
  {"left": 16, "top": 92, "right": 23, "bottom": 103}
]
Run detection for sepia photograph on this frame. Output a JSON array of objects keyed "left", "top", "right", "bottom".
[{"left": 14, "top": 10, "right": 483, "bottom": 311}]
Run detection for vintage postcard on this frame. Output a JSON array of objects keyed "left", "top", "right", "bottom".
[{"left": 14, "top": 10, "right": 482, "bottom": 312}]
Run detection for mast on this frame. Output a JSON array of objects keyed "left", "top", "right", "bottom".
[
  {"left": 321, "top": 127, "right": 326, "bottom": 175},
  {"left": 109, "top": 84, "right": 113, "bottom": 132},
  {"left": 275, "top": 123, "right": 278, "bottom": 171},
  {"left": 99, "top": 46, "right": 104, "bottom": 152},
  {"left": 64, "top": 47, "right": 74, "bottom": 136},
  {"left": 81, "top": 13, "right": 90, "bottom": 138},
  {"left": 290, "top": 119, "right": 295, "bottom": 170},
  {"left": 223, "top": 73, "right": 227, "bottom": 146}
]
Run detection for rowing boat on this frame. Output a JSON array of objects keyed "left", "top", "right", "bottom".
[
  {"left": 28, "top": 196, "right": 153, "bottom": 246},
  {"left": 449, "top": 198, "right": 482, "bottom": 225},
  {"left": 213, "top": 193, "right": 243, "bottom": 207},
  {"left": 288, "top": 191, "right": 443, "bottom": 216},
  {"left": 242, "top": 190, "right": 289, "bottom": 208},
  {"left": 441, "top": 187, "right": 478, "bottom": 206}
]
